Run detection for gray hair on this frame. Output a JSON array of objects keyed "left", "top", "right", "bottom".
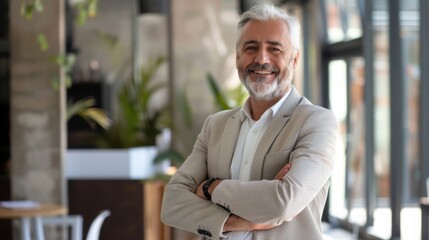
[{"left": 236, "top": 2, "right": 301, "bottom": 51}]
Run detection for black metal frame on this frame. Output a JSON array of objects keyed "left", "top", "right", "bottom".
[
  {"left": 420, "top": 0, "right": 429, "bottom": 195},
  {"left": 420, "top": 0, "right": 429, "bottom": 237},
  {"left": 363, "top": 0, "right": 376, "bottom": 228},
  {"left": 317, "top": 0, "right": 427, "bottom": 238},
  {"left": 388, "top": 0, "right": 405, "bottom": 238}
]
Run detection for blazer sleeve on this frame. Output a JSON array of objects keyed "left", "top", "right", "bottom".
[
  {"left": 160, "top": 115, "right": 231, "bottom": 240},
  {"left": 211, "top": 107, "right": 337, "bottom": 225}
]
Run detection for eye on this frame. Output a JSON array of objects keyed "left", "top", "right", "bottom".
[
  {"left": 244, "top": 45, "right": 258, "bottom": 52},
  {"left": 269, "top": 47, "right": 283, "bottom": 53}
]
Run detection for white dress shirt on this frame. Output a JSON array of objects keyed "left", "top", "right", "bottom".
[{"left": 226, "top": 89, "right": 291, "bottom": 240}]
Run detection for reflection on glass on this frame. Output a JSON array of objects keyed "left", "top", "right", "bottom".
[
  {"left": 373, "top": 30, "right": 390, "bottom": 201},
  {"left": 325, "top": 0, "right": 362, "bottom": 43},
  {"left": 325, "top": 0, "right": 421, "bottom": 238},
  {"left": 328, "top": 58, "right": 366, "bottom": 225},
  {"left": 373, "top": 2, "right": 391, "bottom": 238},
  {"left": 348, "top": 57, "right": 366, "bottom": 225},
  {"left": 325, "top": 0, "right": 343, "bottom": 42},
  {"left": 345, "top": 0, "right": 362, "bottom": 40},
  {"left": 328, "top": 60, "right": 348, "bottom": 219},
  {"left": 402, "top": 10, "right": 420, "bottom": 204}
]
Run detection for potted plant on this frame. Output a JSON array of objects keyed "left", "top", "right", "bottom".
[{"left": 66, "top": 56, "right": 171, "bottom": 179}]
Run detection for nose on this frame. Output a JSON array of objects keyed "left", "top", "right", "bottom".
[{"left": 254, "top": 49, "right": 269, "bottom": 64}]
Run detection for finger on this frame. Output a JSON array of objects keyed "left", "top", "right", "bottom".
[
  {"left": 253, "top": 224, "right": 278, "bottom": 231},
  {"left": 275, "top": 164, "right": 290, "bottom": 179},
  {"left": 274, "top": 163, "right": 291, "bottom": 180}
]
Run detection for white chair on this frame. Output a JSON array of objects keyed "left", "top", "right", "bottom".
[
  {"left": 42, "top": 209, "right": 111, "bottom": 240},
  {"left": 85, "top": 210, "right": 111, "bottom": 240}
]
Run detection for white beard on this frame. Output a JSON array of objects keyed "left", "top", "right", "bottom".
[
  {"left": 243, "top": 71, "right": 294, "bottom": 101},
  {"left": 245, "top": 76, "right": 280, "bottom": 101},
  {"left": 240, "top": 56, "right": 296, "bottom": 101}
]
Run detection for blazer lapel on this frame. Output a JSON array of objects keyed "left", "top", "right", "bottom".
[
  {"left": 250, "top": 87, "right": 304, "bottom": 180},
  {"left": 217, "top": 111, "right": 243, "bottom": 179}
]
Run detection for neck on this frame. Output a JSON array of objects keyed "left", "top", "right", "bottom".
[
  {"left": 249, "top": 96, "right": 280, "bottom": 120},
  {"left": 249, "top": 86, "right": 291, "bottom": 120}
]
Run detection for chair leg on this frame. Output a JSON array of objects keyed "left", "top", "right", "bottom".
[
  {"left": 21, "top": 217, "right": 31, "bottom": 240},
  {"left": 42, "top": 215, "right": 84, "bottom": 240},
  {"left": 71, "top": 215, "right": 83, "bottom": 240},
  {"left": 33, "top": 216, "right": 45, "bottom": 240}
]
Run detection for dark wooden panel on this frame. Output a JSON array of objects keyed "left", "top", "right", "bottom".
[
  {"left": 0, "top": 178, "right": 12, "bottom": 240},
  {"left": 68, "top": 180, "right": 145, "bottom": 240}
]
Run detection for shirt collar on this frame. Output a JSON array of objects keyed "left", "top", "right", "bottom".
[{"left": 240, "top": 86, "right": 292, "bottom": 121}]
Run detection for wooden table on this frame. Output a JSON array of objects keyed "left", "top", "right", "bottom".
[{"left": 0, "top": 204, "right": 67, "bottom": 240}]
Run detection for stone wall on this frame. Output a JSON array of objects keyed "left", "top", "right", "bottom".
[{"left": 10, "top": 0, "right": 66, "bottom": 239}]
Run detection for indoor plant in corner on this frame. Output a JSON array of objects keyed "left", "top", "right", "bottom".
[{"left": 66, "top": 56, "right": 170, "bottom": 179}]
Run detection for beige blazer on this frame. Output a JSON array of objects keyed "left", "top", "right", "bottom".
[{"left": 161, "top": 87, "right": 337, "bottom": 240}]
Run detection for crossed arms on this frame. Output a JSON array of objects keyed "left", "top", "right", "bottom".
[
  {"left": 195, "top": 163, "right": 292, "bottom": 232},
  {"left": 161, "top": 107, "right": 337, "bottom": 239}
]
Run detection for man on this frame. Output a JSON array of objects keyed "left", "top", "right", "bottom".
[{"left": 161, "top": 2, "right": 337, "bottom": 239}]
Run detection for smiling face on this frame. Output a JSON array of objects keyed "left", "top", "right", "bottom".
[{"left": 236, "top": 18, "right": 300, "bottom": 101}]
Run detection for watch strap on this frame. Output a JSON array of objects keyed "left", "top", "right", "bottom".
[{"left": 202, "top": 178, "right": 218, "bottom": 200}]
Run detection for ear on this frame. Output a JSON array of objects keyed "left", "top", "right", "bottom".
[
  {"left": 236, "top": 49, "right": 239, "bottom": 69},
  {"left": 292, "top": 50, "right": 300, "bottom": 70}
]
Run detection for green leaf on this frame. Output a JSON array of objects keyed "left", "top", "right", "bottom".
[
  {"left": 51, "top": 77, "right": 60, "bottom": 90},
  {"left": 67, "top": 98, "right": 96, "bottom": 120},
  {"left": 78, "top": 108, "right": 112, "bottom": 130},
  {"left": 76, "top": 8, "right": 88, "bottom": 26},
  {"left": 34, "top": 0, "right": 44, "bottom": 12},
  {"left": 178, "top": 87, "right": 193, "bottom": 127},
  {"left": 22, "top": 4, "right": 34, "bottom": 19},
  {"left": 51, "top": 54, "right": 76, "bottom": 72},
  {"left": 88, "top": 0, "right": 99, "bottom": 17},
  {"left": 64, "top": 54, "right": 77, "bottom": 72},
  {"left": 153, "top": 150, "right": 185, "bottom": 167},
  {"left": 37, "top": 33, "right": 49, "bottom": 51},
  {"left": 206, "top": 73, "right": 231, "bottom": 110},
  {"left": 227, "top": 83, "right": 248, "bottom": 107},
  {"left": 20, "top": 1, "right": 44, "bottom": 19},
  {"left": 65, "top": 75, "right": 73, "bottom": 88},
  {"left": 67, "top": 98, "right": 112, "bottom": 130},
  {"left": 99, "top": 56, "right": 168, "bottom": 148},
  {"left": 20, "top": 3, "right": 29, "bottom": 19}
]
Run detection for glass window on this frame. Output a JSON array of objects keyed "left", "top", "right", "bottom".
[
  {"left": 372, "top": 1, "right": 420, "bottom": 239},
  {"left": 329, "top": 59, "right": 348, "bottom": 219},
  {"left": 348, "top": 57, "right": 366, "bottom": 225},
  {"left": 372, "top": 2, "right": 391, "bottom": 238},
  {"left": 324, "top": 0, "right": 362, "bottom": 43},
  {"left": 401, "top": 1, "right": 420, "bottom": 205},
  {"left": 328, "top": 58, "right": 366, "bottom": 224},
  {"left": 323, "top": 0, "right": 422, "bottom": 239},
  {"left": 401, "top": 1, "right": 420, "bottom": 240}
]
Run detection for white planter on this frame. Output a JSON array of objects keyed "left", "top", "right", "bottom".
[{"left": 65, "top": 147, "right": 158, "bottom": 179}]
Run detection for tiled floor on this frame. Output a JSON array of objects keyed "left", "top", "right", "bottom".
[
  {"left": 322, "top": 222, "right": 357, "bottom": 240},
  {"left": 323, "top": 207, "right": 421, "bottom": 240}
]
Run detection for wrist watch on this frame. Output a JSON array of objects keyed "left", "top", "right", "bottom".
[{"left": 202, "top": 178, "right": 218, "bottom": 200}]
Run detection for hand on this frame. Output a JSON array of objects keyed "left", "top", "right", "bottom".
[
  {"left": 223, "top": 214, "right": 279, "bottom": 232},
  {"left": 195, "top": 178, "right": 222, "bottom": 200},
  {"left": 274, "top": 163, "right": 297, "bottom": 221},
  {"left": 274, "top": 163, "right": 291, "bottom": 180}
]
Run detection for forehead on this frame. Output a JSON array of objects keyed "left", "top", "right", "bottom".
[{"left": 239, "top": 19, "right": 291, "bottom": 46}]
